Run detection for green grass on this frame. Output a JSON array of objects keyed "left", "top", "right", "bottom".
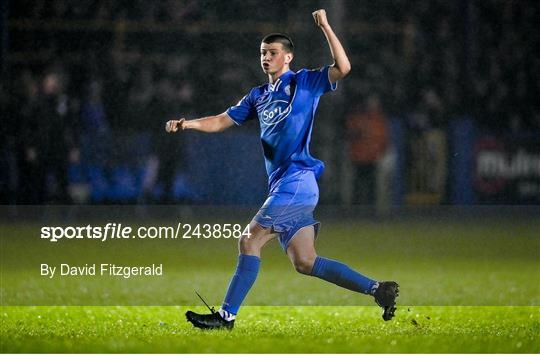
[
  {"left": 1, "top": 217, "right": 539, "bottom": 352},
  {"left": 1, "top": 306, "right": 538, "bottom": 353},
  {"left": 2, "top": 219, "right": 539, "bottom": 306}
]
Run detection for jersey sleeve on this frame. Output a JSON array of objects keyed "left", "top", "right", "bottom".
[
  {"left": 226, "top": 90, "right": 256, "bottom": 125},
  {"left": 299, "top": 65, "right": 338, "bottom": 96}
]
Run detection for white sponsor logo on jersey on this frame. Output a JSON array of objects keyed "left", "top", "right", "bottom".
[{"left": 260, "top": 99, "right": 292, "bottom": 125}]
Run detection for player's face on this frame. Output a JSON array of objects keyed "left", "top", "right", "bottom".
[{"left": 260, "top": 43, "right": 293, "bottom": 74}]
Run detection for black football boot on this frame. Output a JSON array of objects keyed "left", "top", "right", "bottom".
[
  {"left": 373, "top": 281, "right": 399, "bottom": 321},
  {"left": 185, "top": 310, "right": 234, "bottom": 330}
]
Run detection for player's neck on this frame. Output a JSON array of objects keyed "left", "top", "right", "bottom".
[{"left": 268, "top": 66, "right": 290, "bottom": 84}]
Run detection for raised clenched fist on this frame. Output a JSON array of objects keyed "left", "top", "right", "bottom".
[{"left": 312, "top": 9, "right": 329, "bottom": 28}]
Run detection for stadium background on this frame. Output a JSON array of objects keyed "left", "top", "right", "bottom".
[{"left": 2, "top": 0, "right": 539, "bottom": 207}]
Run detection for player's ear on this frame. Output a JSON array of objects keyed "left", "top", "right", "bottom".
[{"left": 285, "top": 52, "right": 293, "bottom": 64}]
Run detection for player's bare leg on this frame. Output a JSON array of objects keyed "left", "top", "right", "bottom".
[
  {"left": 185, "top": 221, "right": 276, "bottom": 329},
  {"left": 238, "top": 221, "right": 277, "bottom": 257},
  {"left": 286, "top": 225, "right": 317, "bottom": 274},
  {"left": 287, "top": 225, "right": 399, "bottom": 321}
]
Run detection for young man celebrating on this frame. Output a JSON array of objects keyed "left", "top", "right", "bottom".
[{"left": 166, "top": 9, "right": 399, "bottom": 329}]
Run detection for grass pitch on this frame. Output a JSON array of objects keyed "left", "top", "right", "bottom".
[
  {"left": 1, "top": 214, "right": 539, "bottom": 352},
  {"left": 1, "top": 306, "right": 538, "bottom": 353}
]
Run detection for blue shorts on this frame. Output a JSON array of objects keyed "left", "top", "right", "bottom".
[{"left": 254, "top": 168, "right": 320, "bottom": 251}]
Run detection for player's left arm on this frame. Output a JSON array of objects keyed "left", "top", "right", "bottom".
[{"left": 312, "top": 9, "right": 351, "bottom": 84}]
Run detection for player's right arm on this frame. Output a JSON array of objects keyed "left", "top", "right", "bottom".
[
  {"left": 165, "top": 112, "right": 235, "bottom": 133},
  {"left": 168, "top": 89, "right": 256, "bottom": 133}
]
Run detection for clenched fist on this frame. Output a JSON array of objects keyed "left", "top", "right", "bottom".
[
  {"left": 165, "top": 118, "right": 186, "bottom": 133},
  {"left": 312, "top": 9, "right": 329, "bottom": 28}
]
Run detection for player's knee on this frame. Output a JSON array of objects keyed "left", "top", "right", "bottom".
[
  {"left": 238, "top": 223, "right": 273, "bottom": 255},
  {"left": 293, "top": 255, "right": 316, "bottom": 275},
  {"left": 238, "top": 234, "right": 253, "bottom": 253},
  {"left": 238, "top": 233, "right": 260, "bottom": 254}
]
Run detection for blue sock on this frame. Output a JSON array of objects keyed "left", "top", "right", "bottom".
[
  {"left": 310, "top": 256, "right": 377, "bottom": 295},
  {"left": 222, "top": 254, "right": 260, "bottom": 315}
]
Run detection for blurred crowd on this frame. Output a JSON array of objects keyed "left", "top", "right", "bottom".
[
  {"left": 9, "top": 0, "right": 288, "bottom": 23},
  {"left": 2, "top": 0, "right": 538, "bottom": 204},
  {"left": 343, "top": 1, "right": 539, "bottom": 131}
]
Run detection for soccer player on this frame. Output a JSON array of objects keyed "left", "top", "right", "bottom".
[{"left": 166, "top": 9, "right": 399, "bottom": 329}]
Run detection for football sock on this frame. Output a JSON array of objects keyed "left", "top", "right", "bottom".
[
  {"left": 218, "top": 309, "right": 236, "bottom": 321},
  {"left": 310, "top": 256, "right": 376, "bottom": 295},
  {"left": 222, "top": 254, "right": 260, "bottom": 315},
  {"left": 370, "top": 281, "right": 380, "bottom": 295}
]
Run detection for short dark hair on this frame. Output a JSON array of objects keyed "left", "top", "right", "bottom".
[{"left": 261, "top": 33, "right": 294, "bottom": 53}]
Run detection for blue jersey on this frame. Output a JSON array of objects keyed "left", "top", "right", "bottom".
[{"left": 226, "top": 65, "right": 337, "bottom": 188}]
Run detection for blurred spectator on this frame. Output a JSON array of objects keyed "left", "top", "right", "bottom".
[
  {"left": 346, "top": 95, "right": 389, "bottom": 205},
  {"left": 141, "top": 74, "right": 189, "bottom": 203},
  {"left": 80, "top": 80, "right": 110, "bottom": 165},
  {"left": 32, "top": 69, "right": 77, "bottom": 203},
  {"left": 126, "top": 64, "right": 154, "bottom": 130},
  {"left": 15, "top": 71, "right": 45, "bottom": 203},
  {"left": 0, "top": 82, "right": 15, "bottom": 203}
]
